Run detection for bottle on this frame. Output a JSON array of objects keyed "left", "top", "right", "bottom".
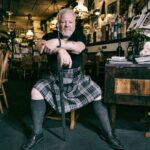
[
  {"left": 116, "top": 41, "right": 124, "bottom": 56},
  {"left": 101, "top": 24, "right": 106, "bottom": 41},
  {"left": 105, "top": 23, "right": 110, "bottom": 41},
  {"left": 93, "top": 30, "right": 96, "bottom": 43},
  {"left": 117, "top": 16, "right": 122, "bottom": 39},
  {"left": 89, "top": 29, "right": 93, "bottom": 43},
  {"left": 122, "top": 16, "right": 127, "bottom": 38},
  {"left": 113, "top": 19, "right": 118, "bottom": 40}
]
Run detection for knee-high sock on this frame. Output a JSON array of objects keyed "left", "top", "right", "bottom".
[
  {"left": 93, "top": 100, "right": 113, "bottom": 138},
  {"left": 31, "top": 99, "right": 46, "bottom": 134}
]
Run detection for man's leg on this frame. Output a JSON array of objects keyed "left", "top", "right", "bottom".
[
  {"left": 22, "top": 88, "right": 46, "bottom": 150},
  {"left": 93, "top": 100, "right": 124, "bottom": 150}
]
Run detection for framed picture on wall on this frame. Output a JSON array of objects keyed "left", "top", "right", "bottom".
[
  {"left": 120, "top": 0, "right": 131, "bottom": 16},
  {"left": 107, "top": 1, "right": 117, "bottom": 14}
]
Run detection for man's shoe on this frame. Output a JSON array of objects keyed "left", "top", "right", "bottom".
[
  {"left": 100, "top": 134, "right": 124, "bottom": 150},
  {"left": 21, "top": 133, "right": 44, "bottom": 150},
  {"left": 107, "top": 136, "right": 124, "bottom": 150}
]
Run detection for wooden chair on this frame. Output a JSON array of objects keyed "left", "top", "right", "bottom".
[
  {"left": 19, "top": 56, "right": 33, "bottom": 80},
  {"left": 0, "top": 50, "right": 10, "bottom": 113},
  {"left": 0, "top": 51, "right": 4, "bottom": 113},
  {"left": 45, "top": 109, "right": 79, "bottom": 130}
]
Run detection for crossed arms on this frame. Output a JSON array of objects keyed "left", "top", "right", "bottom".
[{"left": 36, "top": 38, "right": 85, "bottom": 68}]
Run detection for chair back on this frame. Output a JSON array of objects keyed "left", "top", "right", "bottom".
[
  {"left": 0, "top": 50, "right": 10, "bottom": 83},
  {"left": 0, "top": 51, "right": 4, "bottom": 69}
]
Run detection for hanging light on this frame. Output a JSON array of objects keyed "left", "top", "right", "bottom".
[
  {"left": 93, "top": 9, "right": 100, "bottom": 16},
  {"left": 73, "top": 0, "right": 88, "bottom": 12},
  {"left": 73, "top": 0, "right": 89, "bottom": 19},
  {"left": 6, "top": 11, "right": 16, "bottom": 32},
  {"left": 27, "top": 14, "right": 33, "bottom": 30},
  {"left": 26, "top": 29, "right": 34, "bottom": 39},
  {"left": 26, "top": 14, "right": 34, "bottom": 39}
]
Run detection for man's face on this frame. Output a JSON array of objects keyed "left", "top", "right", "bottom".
[{"left": 59, "top": 12, "right": 76, "bottom": 38}]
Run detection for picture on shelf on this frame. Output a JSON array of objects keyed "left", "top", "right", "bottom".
[
  {"left": 139, "top": 12, "right": 150, "bottom": 29},
  {"left": 127, "top": 14, "right": 146, "bottom": 32}
]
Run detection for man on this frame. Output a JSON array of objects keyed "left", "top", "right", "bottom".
[{"left": 21, "top": 8, "right": 124, "bottom": 150}]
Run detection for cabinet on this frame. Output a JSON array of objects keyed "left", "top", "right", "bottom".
[{"left": 104, "top": 63, "right": 150, "bottom": 136}]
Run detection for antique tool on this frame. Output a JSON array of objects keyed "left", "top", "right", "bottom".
[{"left": 57, "top": 26, "right": 66, "bottom": 141}]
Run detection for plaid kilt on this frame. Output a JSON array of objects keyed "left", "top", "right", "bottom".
[{"left": 33, "top": 67, "right": 102, "bottom": 113}]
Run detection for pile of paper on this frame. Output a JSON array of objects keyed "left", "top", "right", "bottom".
[
  {"left": 135, "top": 56, "right": 150, "bottom": 64},
  {"left": 107, "top": 56, "right": 133, "bottom": 64}
]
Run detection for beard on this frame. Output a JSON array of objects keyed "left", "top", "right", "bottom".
[{"left": 60, "top": 28, "right": 75, "bottom": 38}]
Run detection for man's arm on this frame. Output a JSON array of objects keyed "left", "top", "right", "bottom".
[
  {"left": 60, "top": 39, "right": 86, "bottom": 54},
  {"left": 36, "top": 38, "right": 85, "bottom": 55}
]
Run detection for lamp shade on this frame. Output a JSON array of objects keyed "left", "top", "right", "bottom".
[
  {"left": 26, "top": 29, "right": 34, "bottom": 39},
  {"left": 73, "top": 0, "right": 88, "bottom": 12}
]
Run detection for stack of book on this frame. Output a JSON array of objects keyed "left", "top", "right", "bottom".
[
  {"left": 135, "top": 56, "right": 150, "bottom": 64},
  {"left": 107, "top": 56, "right": 133, "bottom": 64}
]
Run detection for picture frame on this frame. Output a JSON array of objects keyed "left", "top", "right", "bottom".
[
  {"left": 139, "top": 12, "right": 150, "bottom": 29},
  {"left": 107, "top": 1, "right": 117, "bottom": 14},
  {"left": 127, "top": 14, "right": 146, "bottom": 32}
]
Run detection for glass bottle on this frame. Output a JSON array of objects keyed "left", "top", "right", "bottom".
[
  {"left": 116, "top": 41, "right": 124, "bottom": 56},
  {"left": 113, "top": 19, "right": 118, "bottom": 40}
]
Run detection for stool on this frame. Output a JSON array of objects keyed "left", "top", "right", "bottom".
[{"left": 45, "top": 110, "right": 79, "bottom": 129}]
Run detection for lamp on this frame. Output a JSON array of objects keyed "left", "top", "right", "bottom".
[
  {"left": 26, "top": 29, "right": 34, "bottom": 40},
  {"left": 27, "top": 14, "right": 33, "bottom": 30},
  {"left": 73, "top": 0, "right": 89, "bottom": 19},
  {"left": 26, "top": 14, "right": 34, "bottom": 39},
  {"left": 73, "top": 0, "right": 88, "bottom": 12},
  {"left": 93, "top": 9, "right": 100, "bottom": 16},
  {"left": 6, "top": 11, "right": 16, "bottom": 32}
]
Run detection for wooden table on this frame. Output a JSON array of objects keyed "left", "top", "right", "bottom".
[{"left": 104, "top": 63, "right": 150, "bottom": 137}]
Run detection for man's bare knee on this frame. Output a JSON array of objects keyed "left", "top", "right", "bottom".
[{"left": 31, "top": 88, "right": 44, "bottom": 100}]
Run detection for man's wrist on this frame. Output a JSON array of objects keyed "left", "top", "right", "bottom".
[{"left": 57, "top": 38, "right": 61, "bottom": 47}]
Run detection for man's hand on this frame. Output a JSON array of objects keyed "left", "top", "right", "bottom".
[
  {"left": 57, "top": 48, "right": 72, "bottom": 68},
  {"left": 36, "top": 39, "right": 59, "bottom": 54},
  {"left": 45, "top": 39, "right": 59, "bottom": 50}
]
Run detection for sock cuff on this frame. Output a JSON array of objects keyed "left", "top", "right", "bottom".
[{"left": 31, "top": 99, "right": 46, "bottom": 111}]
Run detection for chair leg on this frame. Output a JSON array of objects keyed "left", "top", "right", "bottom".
[
  {"left": 2, "top": 84, "right": 8, "bottom": 108},
  {"left": 0, "top": 101, "right": 3, "bottom": 113},
  {"left": 145, "top": 112, "right": 150, "bottom": 137},
  {"left": 70, "top": 111, "right": 75, "bottom": 130}
]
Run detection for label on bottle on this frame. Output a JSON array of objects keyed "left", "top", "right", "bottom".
[{"left": 113, "top": 23, "right": 118, "bottom": 39}]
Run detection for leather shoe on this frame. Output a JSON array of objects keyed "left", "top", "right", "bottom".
[
  {"left": 100, "top": 134, "right": 124, "bottom": 150},
  {"left": 107, "top": 136, "right": 124, "bottom": 150},
  {"left": 21, "top": 133, "right": 44, "bottom": 150}
]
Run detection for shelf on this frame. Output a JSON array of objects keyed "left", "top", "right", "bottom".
[{"left": 88, "top": 38, "right": 130, "bottom": 46}]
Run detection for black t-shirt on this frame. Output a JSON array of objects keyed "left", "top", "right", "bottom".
[{"left": 42, "top": 29, "right": 86, "bottom": 69}]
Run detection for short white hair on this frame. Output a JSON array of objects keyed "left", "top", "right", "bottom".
[{"left": 57, "top": 8, "right": 76, "bottom": 22}]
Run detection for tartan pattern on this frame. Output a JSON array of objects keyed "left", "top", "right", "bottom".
[{"left": 33, "top": 67, "right": 102, "bottom": 113}]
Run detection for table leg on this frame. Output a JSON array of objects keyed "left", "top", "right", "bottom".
[
  {"left": 145, "top": 112, "right": 150, "bottom": 138},
  {"left": 109, "top": 104, "right": 116, "bottom": 128}
]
